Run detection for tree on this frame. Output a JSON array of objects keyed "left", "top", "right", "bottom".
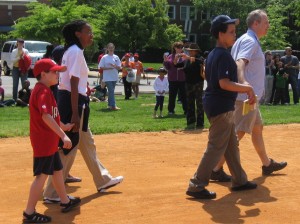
[
  {"left": 260, "top": 0, "right": 290, "bottom": 50},
  {"left": 192, "top": 0, "right": 257, "bottom": 34},
  {"left": 10, "top": 0, "right": 99, "bottom": 45},
  {"left": 99, "top": 0, "right": 184, "bottom": 52}
]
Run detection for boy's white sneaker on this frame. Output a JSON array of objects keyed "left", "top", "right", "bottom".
[{"left": 98, "top": 176, "right": 124, "bottom": 192}]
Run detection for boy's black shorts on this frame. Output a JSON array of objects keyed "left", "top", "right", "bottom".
[{"left": 33, "top": 151, "right": 63, "bottom": 176}]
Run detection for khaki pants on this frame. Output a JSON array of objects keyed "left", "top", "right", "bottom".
[
  {"left": 188, "top": 111, "right": 248, "bottom": 192},
  {"left": 44, "top": 114, "right": 112, "bottom": 199}
]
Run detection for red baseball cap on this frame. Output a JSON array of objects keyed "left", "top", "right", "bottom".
[
  {"left": 134, "top": 53, "right": 139, "bottom": 58},
  {"left": 125, "top": 53, "right": 131, "bottom": 57},
  {"left": 33, "top": 58, "right": 67, "bottom": 77}
]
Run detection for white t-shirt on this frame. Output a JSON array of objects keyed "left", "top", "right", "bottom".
[
  {"left": 153, "top": 76, "right": 169, "bottom": 96},
  {"left": 99, "top": 54, "right": 121, "bottom": 82},
  {"left": 59, "top": 45, "right": 89, "bottom": 96}
]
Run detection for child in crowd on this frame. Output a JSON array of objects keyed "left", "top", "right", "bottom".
[
  {"left": 153, "top": 67, "right": 169, "bottom": 118},
  {"left": 93, "top": 82, "right": 108, "bottom": 102},
  {"left": 86, "top": 81, "right": 99, "bottom": 102},
  {"left": 22, "top": 59, "right": 81, "bottom": 223},
  {"left": 16, "top": 80, "right": 31, "bottom": 107},
  {"left": 0, "top": 78, "right": 15, "bottom": 107},
  {"left": 273, "top": 61, "right": 288, "bottom": 105}
]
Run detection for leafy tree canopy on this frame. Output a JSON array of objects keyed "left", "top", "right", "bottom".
[
  {"left": 99, "top": 0, "right": 184, "bottom": 52},
  {"left": 10, "top": 0, "right": 100, "bottom": 45}
]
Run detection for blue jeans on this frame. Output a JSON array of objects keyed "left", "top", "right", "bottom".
[
  {"left": 12, "top": 66, "right": 27, "bottom": 100},
  {"left": 106, "top": 81, "right": 117, "bottom": 107},
  {"left": 285, "top": 74, "right": 299, "bottom": 104}
]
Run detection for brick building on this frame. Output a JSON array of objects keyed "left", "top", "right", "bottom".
[
  {"left": 0, "top": 0, "right": 48, "bottom": 32},
  {"left": 0, "top": 0, "right": 212, "bottom": 50},
  {"left": 167, "top": 0, "right": 212, "bottom": 50}
]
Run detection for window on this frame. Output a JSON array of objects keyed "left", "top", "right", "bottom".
[
  {"left": 180, "top": 6, "right": 197, "bottom": 21},
  {"left": 188, "top": 34, "right": 197, "bottom": 43},
  {"left": 2, "top": 43, "right": 14, "bottom": 53},
  {"left": 201, "top": 10, "right": 210, "bottom": 21},
  {"left": 168, "top": 5, "right": 176, "bottom": 20}
]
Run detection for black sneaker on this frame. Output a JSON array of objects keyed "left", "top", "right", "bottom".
[
  {"left": 186, "top": 188, "right": 216, "bottom": 199},
  {"left": 60, "top": 197, "right": 81, "bottom": 213},
  {"left": 23, "top": 211, "right": 51, "bottom": 223},
  {"left": 231, "top": 181, "right": 257, "bottom": 191},
  {"left": 262, "top": 158, "right": 287, "bottom": 175},
  {"left": 210, "top": 167, "right": 231, "bottom": 182}
]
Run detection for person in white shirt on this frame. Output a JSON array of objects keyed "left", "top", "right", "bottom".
[
  {"left": 43, "top": 20, "right": 123, "bottom": 203},
  {"left": 11, "top": 38, "right": 29, "bottom": 100},
  {"left": 99, "top": 43, "right": 122, "bottom": 110},
  {"left": 153, "top": 67, "right": 169, "bottom": 118}
]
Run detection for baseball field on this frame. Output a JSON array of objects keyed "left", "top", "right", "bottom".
[{"left": 0, "top": 124, "right": 299, "bottom": 224}]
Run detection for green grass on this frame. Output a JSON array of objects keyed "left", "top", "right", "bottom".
[{"left": 1, "top": 93, "right": 300, "bottom": 138}]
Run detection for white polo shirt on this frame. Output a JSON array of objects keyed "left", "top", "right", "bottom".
[
  {"left": 231, "top": 29, "right": 265, "bottom": 101},
  {"left": 99, "top": 54, "right": 121, "bottom": 82},
  {"left": 59, "top": 45, "right": 89, "bottom": 96}
]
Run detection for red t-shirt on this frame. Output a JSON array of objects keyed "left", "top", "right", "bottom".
[{"left": 29, "top": 82, "right": 60, "bottom": 157}]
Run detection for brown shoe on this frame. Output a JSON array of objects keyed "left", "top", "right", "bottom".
[{"left": 111, "top": 106, "right": 121, "bottom": 110}]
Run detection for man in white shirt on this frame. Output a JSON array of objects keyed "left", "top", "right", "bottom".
[{"left": 11, "top": 38, "right": 29, "bottom": 100}]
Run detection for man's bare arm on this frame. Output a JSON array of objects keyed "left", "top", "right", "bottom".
[{"left": 236, "top": 58, "right": 249, "bottom": 84}]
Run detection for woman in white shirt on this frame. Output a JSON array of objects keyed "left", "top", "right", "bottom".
[
  {"left": 99, "top": 43, "right": 121, "bottom": 110},
  {"left": 43, "top": 20, "right": 123, "bottom": 202}
]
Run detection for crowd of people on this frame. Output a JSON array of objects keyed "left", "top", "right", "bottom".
[
  {"left": 262, "top": 47, "right": 300, "bottom": 105},
  {"left": 0, "top": 8, "right": 294, "bottom": 223}
]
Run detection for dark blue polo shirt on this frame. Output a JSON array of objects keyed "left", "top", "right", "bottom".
[{"left": 203, "top": 47, "right": 238, "bottom": 118}]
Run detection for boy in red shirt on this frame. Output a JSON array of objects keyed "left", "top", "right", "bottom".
[{"left": 23, "top": 59, "right": 81, "bottom": 223}]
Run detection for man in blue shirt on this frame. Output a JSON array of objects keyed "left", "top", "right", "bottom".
[{"left": 186, "top": 15, "right": 257, "bottom": 199}]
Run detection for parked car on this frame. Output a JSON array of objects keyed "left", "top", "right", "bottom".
[{"left": 1, "top": 40, "right": 51, "bottom": 76}]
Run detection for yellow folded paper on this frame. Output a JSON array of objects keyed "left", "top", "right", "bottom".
[{"left": 242, "top": 98, "right": 257, "bottom": 116}]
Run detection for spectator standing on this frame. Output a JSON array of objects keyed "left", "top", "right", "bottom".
[
  {"left": 51, "top": 45, "right": 65, "bottom": 101},
  {"left": 131, "top": 53, "right": 145, "bottom": 99},
  {"left": 153, "top": 67, "right": 169, "bottom": 118},
  {"left": 121, "top": 53, "right": 134, "bottom": 100},
  {"left": 262, "top": 50, "right": 275, "bottom": 105},
  {"left": 97, "top": 48, "right": 106, "bottom": 85},
  {"left": 182, "top": 38, "right": 190, "bottom": 56},
  {"left": 99, "top": 43, "right": 122, "bottom": 110},
  {"left": 273, "top": 61, "right": 288, "bottom": 105},
  {"left": 186, "top": 15, "right": 257, "bottom": 199},
  {"left": 281, "top": 47, "right": 300, "bottom": 105},
  {"left": 43, "top": 21, "right": 123, "bottom": 203},
  {"left": 270, "top": 53, "right": 281, "bottom": 103},
  {"left": 43, "top": 44, "right": 54, "bottom": 59},
  {"left": 175, "top": 43, "right": 205, "bottom": 129},
  {"left": 163, "top": 41, "right": 187, "bottom": 115},
  {"left": 11, "top": 38, "right": 29, "bottom": 100}
]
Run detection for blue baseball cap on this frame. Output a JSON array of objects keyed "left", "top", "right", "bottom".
[{"left": 211, "top": 15, "right": 239, "bottom": 33}]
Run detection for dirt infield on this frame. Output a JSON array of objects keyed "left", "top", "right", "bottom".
[{"left": 1, "top": 124, "right": 299, "bottom": 224}]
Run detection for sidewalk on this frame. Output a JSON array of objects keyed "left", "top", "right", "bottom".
[{"left": 0, "top": 71, "right": 158, "bottom": 97}]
